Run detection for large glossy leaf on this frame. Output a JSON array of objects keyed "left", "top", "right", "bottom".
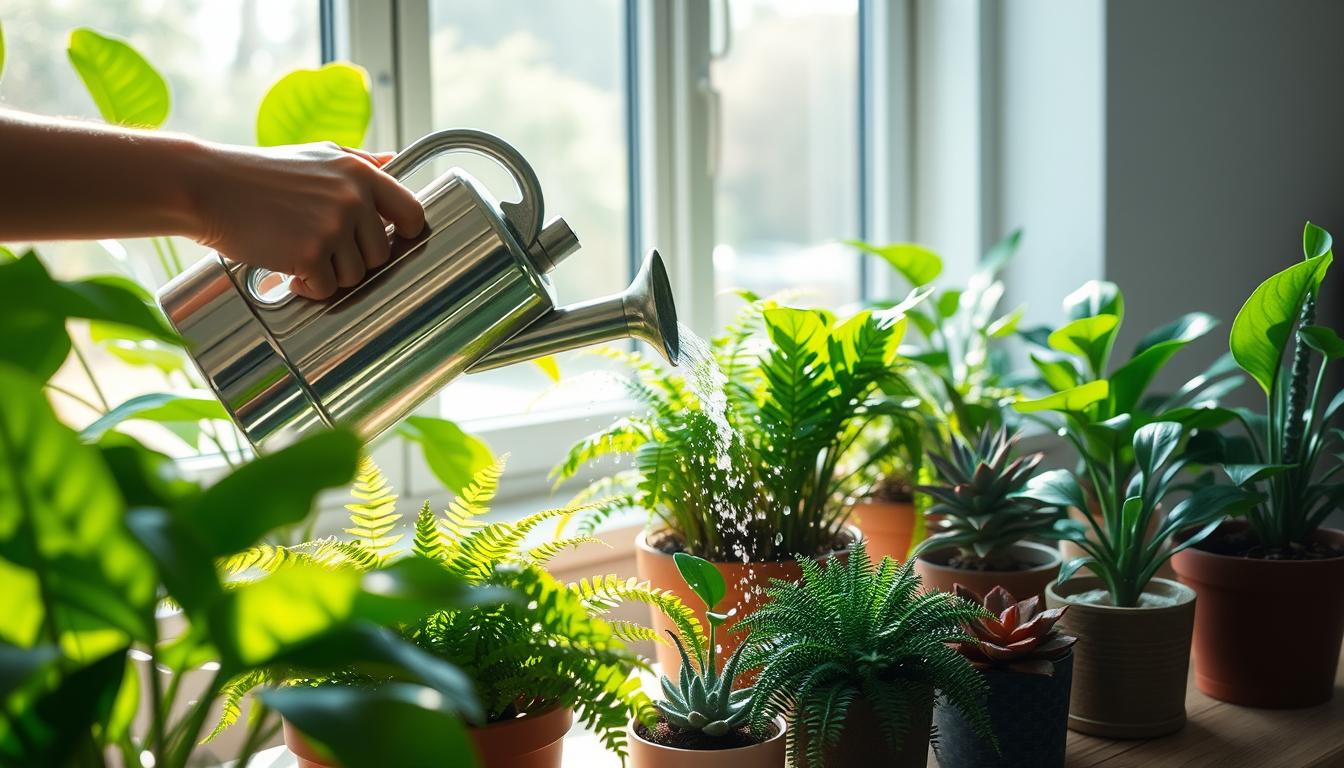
[
  {"left": 0, "top": 649, "right": 128, "bottom": 766},
  {"left": 124, "top": 506, "right": 220, "bottom": 612},
  {"left": 1221, "top": 463, "right": 1293, "bottom": 487},
  {"left": 1019, "top": 469, "right": 1089, "bottom": 510},
  {"left": 1013, "top": 380, "right": 1109, "bottom": 415},
  {"left": 0, "top": 364, "right": 155, "bottom": 647},
  {"left": 1300, "top": 325, "right": 1344, "bottom": 360},
  {"left": 1230, "top": 252, "right": 1332, "bottom": 394},
  {"left": 1048, "top": 315, "right": 1119, "bottom": 377},
  {"left": 187, "top": 430, "right": 361, "bottom": 557},
  {"left": 1133, "top": 421, "right": 1183, "bottom": 478},
  {"left": 66, "top": 28, "right": 169, "bottom": 128},
  {"left": 80, "top": 392, "right": 228, "bottom": 441},
  {"left": 1030, "top": 353, "right": 1081, "bottom": 392},
  {"left": 256, "top": 62, "right": 371, "bottom": 147},
  {"left": 90, "top": 321, "right": 185, "bottom": 373},
  {"left": 1064, "top": 280, "right": 1123, "bottom": 321},
  {"left": 673, "top": 552, "right": 727, "bottom": 612},
  {"left": 398, "top": 416, "right": 494, "bottom": 497},
  {"left": 847, "top": 240, "right": 943, "bottom": 286},
  {"left": 1303, "top": 221, "right": 1333, "bottom": 260},
  {"left": 262, "top": 683, "right": 477, "bottom": 768}
]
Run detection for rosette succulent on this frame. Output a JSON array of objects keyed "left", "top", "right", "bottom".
[{"left": 954, "top": 584, "right": 1077, "bottom": 675}]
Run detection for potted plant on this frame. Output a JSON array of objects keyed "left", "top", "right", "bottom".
[
  {"left": 849, "top": 230, "right": 1028, "bottom": 561},
  {"left": 1170, "top": 222, "right": 1344, "bottom": 708},
  {"left": 736, "top": 541, "right": 993, "bottom": 767},
  {"left": 912, "top": 427, "right": 1066, "bottom": 599},
  {"left": 0, "top": 253, "right": 487, "bottom": 767},
  {"left": 628, "top": 553, "right": 786, "bottom": 767},
  {"left": 554, "top": 297, "right": 921, "bottom": 671},
  {"left": 220, "top": 456, "right": 699, "bottom": 768},
  {"left": 935, "top": 585, "right": 1077, "bottom": 768}
]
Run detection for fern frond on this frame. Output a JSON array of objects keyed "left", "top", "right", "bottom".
[
  {"left": 344, "top": 457, "right": 402, "bottom": 560},
  {"left": 526, "top": 535, "right": 606, "bottom": 564},
  {"left": 413, "top": 501, "right": 444, "bottom": 561},
  {"left": 550, "top": 418, "right": 651, "bottom": 483},
  {"left": 571, "top": 576, "right": 706, "bottom": 662},
  {"left": 608, "top": 620, "right": 662, "bottom": 646},
  {"left": 202, "top": 670, "right": 268, "bottom": 744},
  {"left": 439, "top": 456, "right": 507, "bottom": 553}
]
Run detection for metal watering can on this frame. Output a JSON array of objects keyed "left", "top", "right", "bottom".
[{"left": 158, "top": 129, "right": 680, "bottom": 452}]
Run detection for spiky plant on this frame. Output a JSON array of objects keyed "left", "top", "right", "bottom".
[
  {"left": 653, "top": 553, "right": 754, "bottom": 740},
  {"left": 912, "top": 427, "right": 1065, "bottom": 567},
  {"left": 737, "top": 541, "right": 994, "bottom": 766},
  {"left": 214, "top": 457, "right": 703, "bottom": 758},
  {"left": 953, "top": 585, "right": 1076, "bottom": 675}
]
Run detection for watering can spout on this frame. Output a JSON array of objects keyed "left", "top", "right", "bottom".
[{"left": 470, "top": 249, "right": 680, "bottom": 372}]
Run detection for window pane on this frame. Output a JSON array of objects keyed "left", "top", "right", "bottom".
[
  {"left": 426, "top": 0, "right": 631, "bottom": 421},
  {"left": 711, "top": 0, "right": 861, "bottom": 320},
  {"left": 1, "top": 1, "right": 320, "bottom": 456}
]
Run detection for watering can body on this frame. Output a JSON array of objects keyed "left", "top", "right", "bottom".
[{"left": 158, "top": 129, "right": 678, "bottom": 452}]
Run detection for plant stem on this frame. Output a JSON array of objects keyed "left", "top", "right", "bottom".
[
  {"left": 150, "top": 238, "right": 175, "bottom": 281},
  {"left": 71, "top": 341, "right": 111, "bottom": 412},
  {"left": 163, "top": 237, "right": 185, "bottom": 275},
  {"left": 44, "top": 383, "right": 103, "bottom": 414}
]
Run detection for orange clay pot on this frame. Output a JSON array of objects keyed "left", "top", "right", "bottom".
[
  {"left": 850, "top": 500, "right": 918, "bottom": 563},
  {"left": 635, "top": 528, "right": 858, "bottom": 676},
  {"left": 627, "top": 716, "right": 787, "bottom": 768},
  {"left": 914, "top": 541, "right": 1061, "bottom": 603},
  {"left": 284, "top": 707, "right": 573, "bottom": 768}
]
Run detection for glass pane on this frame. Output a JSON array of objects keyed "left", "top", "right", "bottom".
[
  {"left": 711, "top": 0, "right": 861, "bottom": 321},
  {"left": 426, "top": 0, "right": 632, "bottom": 421},
  {"left": 1, "top": 1, "right": 320, "bottom": 456}
]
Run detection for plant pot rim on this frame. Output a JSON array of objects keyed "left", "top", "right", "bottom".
[
  {"left": 1046, "top": 575, "right": 1194, "bottom": 613},
  {"left": 627, "top": 715, "right": 788, "bottom": 754},
  {"left": 915, "top": 540, "right": 1062, "bottom": 574},
  {"left": 1174, "top": 521, "right": 1344, "bottom": 565},
  {"left": 470, "top": 704, "right": 573, "bottom": 755},
  {"left": 636, "top": 525, "right": 862, "bottom": 565}
]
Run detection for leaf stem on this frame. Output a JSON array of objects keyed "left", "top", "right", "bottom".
[{"left": 71, "top": 340, "right": 112, "bottom": 412}]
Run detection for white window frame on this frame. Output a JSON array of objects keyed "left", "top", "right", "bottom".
[{"left": 321, "top": 0, "right": 914, "bottom": 507}]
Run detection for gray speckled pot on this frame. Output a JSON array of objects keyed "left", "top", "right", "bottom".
[{"left": 933, "top": 652, "right": 1072, "bottom": 768}]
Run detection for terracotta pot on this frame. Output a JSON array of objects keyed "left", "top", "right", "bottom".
[
  {"left": 627, "top": 716, "right": 786, "bottom": 767},
  {"left": 933, "top": 652, "right": 1072, "bottom": 768},
  {"left": 1045, "top": 577, "right": 1194, "bottom": 739},
  {"left": 1171, "top": 522, "right": 1344, "bottom": 708},
  {"left": 635, "top": 528, "right": 858, "bottom": 676},
  {"left": 470, "top": 706, "right": 573, "bottom": 768},
  {"left": 914, "top": 541, "right": 1061, "bottom": 602},
  {"left": 795, "top": 690, "right": 932, "bottom": 768},
  {"left": 851, "top": 499, "right": 918, "bottom": 562},
  {"left": 283, "top": 720, "right": 335, "bottom": 768}
]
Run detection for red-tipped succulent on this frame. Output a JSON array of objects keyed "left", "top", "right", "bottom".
[{"left": 954, "top": 584, "right": 1077, "bottom": 676}]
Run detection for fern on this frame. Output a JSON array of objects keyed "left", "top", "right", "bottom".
[
  {"left": 202, "top": 670, "right": 267, "bottom": 744},
  {"left": 527, "top": 535, "right": 605, "bottom": 564},
  {"left": 738, "top": 541, "right": 994, "bottom": 766},
  {"left": 413, "top": 501, "right": 444, "bottom": 561},
  {"left": 343, "top": 458, "right": 402, "bottom": 561}
]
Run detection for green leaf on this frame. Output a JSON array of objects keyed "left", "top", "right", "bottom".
[
  {"left": 1300, "top": 325, "right": 1344, "bottom": 360},
  {"left": 1064, "top": 280, "right": 1124, "bottom": 321},
  {"left": 0, "top": 21, "right": 6, "bottom": 83},
  {"left": 673, "top": 553, "right": 727, "bottom": 612},
  {"left": 256, "top": 62, "right": 371, "bottom": 147},
  {"left": 80, "top": 392, "right": 228, "bottom": 441},
  {"left": 262, "top": 683, "right": 477, "bottom": 768},
  {"left": 124, "top": 507, "right": 221, "bottom": 612},
  {"left": 936, "top": 290, "right": 962, "bottom": 319},
  {"left": 1048, "top": 315, "right": 1120, "bottom": 376},
  {"left": 1019, "top": 469, "right": 1089, "bottom": 511},
  {"left": 979, "top": 228, "right": 1022, "bottom": 277},
  {"left": 1056, "top": 556, "right": 1092, "bottom": 585},
  {"left": 1221, "top": 463, "right": 1293, "bottom": 487},
  {"left": 0, "top": 649, "right": 128, "bottom": 766},
  {"left": 188, "top": 430, "right": 361, "bottom": 557},
  {"left": 399, "top": 416, "right": 494, "bottom": 497},
  {"left": 90, "top": 321, "right": 185, "bottom": 373},
  {"left": 1030, "top": 353, "right": 1081, "bottom": 392},
  {"left": 1133, "top": 421, "right": 1183, "bottom": 478},
  {"left": 1303, "top": 221, "right": 1333, "bottom": 260},
  {"left": 1230, "top": 252, "right": 1332, "bottom": 394},
  {"left": 0, "top": 644, "right": 59, "bottom": 700},
  {"left": 1013, "top": 380, "right": 1109, "bottom": 414},
  {"left": 66, "top": 28, "right": 169, "bottom": 128},
  {"left": 847, "top": 240, "right": 943, "bottom": 286},
  {"left": 987, "top": 305, "right": 1025, "bottom": 338}
]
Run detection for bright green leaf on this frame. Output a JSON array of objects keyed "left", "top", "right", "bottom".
[
  {"left": 936, "top": 290, "right": 962, "bottom": 319},
  {"left": 1047, "top": 315, "right": 1119, "bottom": 376},
  {"left": 1065, "top": 280, "right": 1123, "bottom": 321},
  {"left": 1230, "top": 252, "right": 1332, "bottom": 394},
  {"left": 673, "top": 553, "right": 727, "bottom": 611},
  {"left": 66, "top": 28, "right": 170, "bottom": 128},
  {"left": 0, "top": 21, "right": 6, "bottom": 84},
  {"left": 847, "top": 240, "right": 943, "bottom": 286},
  {"left": 1303, "top": 221, "right": 1333, "bottom": 260},
  {"left": 257, "top": 62, "right": 371, "bottom": 147},
  {"left": 398, "top": 416, "right": 494, "bottom": 497},
  {"left": 1300, "top": 325, "right": 1344, "bottom": 360},
  {"left": 987, "top": 305, "right": 1025, "bottom": 338},
  {"left": 80, "top": 392, "right": 228, "bottom": 441},
  {"left": 1110, "top": 313, "right": 1218, "bottom": 414},
  {"left": 1013, "top": 380, "right": 1109, "bottom": 414},
  {"left": 1030, "top": 353, "right": 1081, "bottom": 392}
]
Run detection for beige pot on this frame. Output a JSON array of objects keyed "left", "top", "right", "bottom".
[
  {"left": 914, "top": 541, "right": 1061, "bottom": 602},
  {"left": 628, "top": 716, "right": 787, "bottom": 767},
  {"left": 470, "top": 706, "right": 573, "bottom": 768},
  {"left": 850, "top": 500, "right": 918, "bottom": 562},
  {"left": 1045, "top": 577, "right": 1194, "bottom": 739},
  {"left": 635, "top": 527, "right": 858, "bottom": 676}
]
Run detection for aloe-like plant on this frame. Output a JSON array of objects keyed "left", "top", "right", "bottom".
[
  {"left": 220, "top": 456, "right": 703, "bottom": 758},
  {"left": 737, "top": 541, "right": 993, "bottom": 766},
  {"left": 1208, "top": 222, "right": 1343, "bottom": 549},
  {"left": 654, "top": 553, "right": 754, "bottom": 738},
  {"left": 953, "top": 585, "right": 1076, "bottom": 675},
  {"left": 554, "top": 295, "right": 923, "bottom": 561},
  {"left": 913, "top": 427, "right": 1065, "bottom": 566}
]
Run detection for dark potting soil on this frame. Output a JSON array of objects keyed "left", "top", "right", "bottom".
[
  {"left": 1195, "top": 527, "right": 1344, "bottom": 561},
  {"left": 944, "top": 552, "right": 1036, "bottom": 571},
  {"left": 635, "top": 716, "right": 775, "bottom": 751},
  {"left": 649, "top": 527, "right": 854, "bottom": 561},
  {"left": 868, "top": 474, "right": 915, "bottom": 503}
]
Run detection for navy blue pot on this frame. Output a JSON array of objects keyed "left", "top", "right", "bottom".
[{"left": 932, "top": 652, "right": 1073, "bottom": 768}]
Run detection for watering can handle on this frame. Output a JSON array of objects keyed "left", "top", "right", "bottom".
[{"left": 382, "top": 128, "right": 546, "bottom": 246}]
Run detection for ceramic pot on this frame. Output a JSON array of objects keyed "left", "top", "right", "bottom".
[
  {"left": 914, "top": 541, "right": 1061, "bottom": 602},
  {"left": 851, "top": 499, "right": 918, "bottom": 562},
  {"left": 283, "top": 720, "right": 335, "bottom": 768},
  {"left": 1045, "top": 577, "right": 1194, "bottom": 738},
  {"left": 1171, "top": 523, "right": 1344, "bottom": 708},
  {"left": 635, "top": 527, "right": 858, "bottom": 675},
  {"left": 627, "top": 716, "right": 786, "bottom": 768},
  {"left": 933, "top": 652, "right": 1073, "bottom": 768},
  {"left": 795, "top": 690, "right": 932, "bottom": 768},
  {"left": 470, "top": 706, "right": 573, "bottom": 768}
]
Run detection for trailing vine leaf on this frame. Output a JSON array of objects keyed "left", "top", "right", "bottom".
[
  {"left": 67, "top": 28, "right": 170, "bottom": 128},
  {"left": 256, "top": 62, "right": 371, "bottom": 147}
]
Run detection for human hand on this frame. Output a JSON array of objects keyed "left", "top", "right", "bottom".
[{"left": 190, "top": 141, "right": 425, "bottom": 299}]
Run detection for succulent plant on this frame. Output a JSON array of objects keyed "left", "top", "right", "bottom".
[
  {"left": 954, "top": 584, "right": 1077, "bottom": 676},
  {"left": 914, "top": 427, "right": 1063, "bottom": 565},
  {"left": 655, "top": 553, "right": 755, "bottom": 738}
]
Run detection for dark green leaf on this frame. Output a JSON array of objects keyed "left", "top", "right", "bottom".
[
  {"left": 1221, "top": 463, "right": 1292, "bottom": 487},
  {"left": 67, "top": 28, "right": 169, "bottom": 127},
  {"left": 0, "top": 649, "right": 127, "bottom": 766},
  {"left": 1300, "top": 325, "right": 1344, "bottom": 360},
  {"left": 0, "top": 643, "right": 58, "bottom": 700},
  {"left": 124, "top": 507, "right": 220, "bottom": 612},
  {"left": 1019, "top": 469, "right": 1088, "bottom": 510},
  {"left": 1230, "top": 252, "right": 1332, "bottom": 394},
  {"left": 673, "top": 552, "right": 727, "bottom": 611},
  {"left": 399, "top": 416, "right": 494, "bottom": 498},
  {"left": 1056, "top": 556, "right": 1092, "bottom": 585},
  {"left": 1133, "top": 421, "right": 1183, "bottom": 478},
  {"left": 978, "top": 228, "right": 1022, "bottom": 277}
]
